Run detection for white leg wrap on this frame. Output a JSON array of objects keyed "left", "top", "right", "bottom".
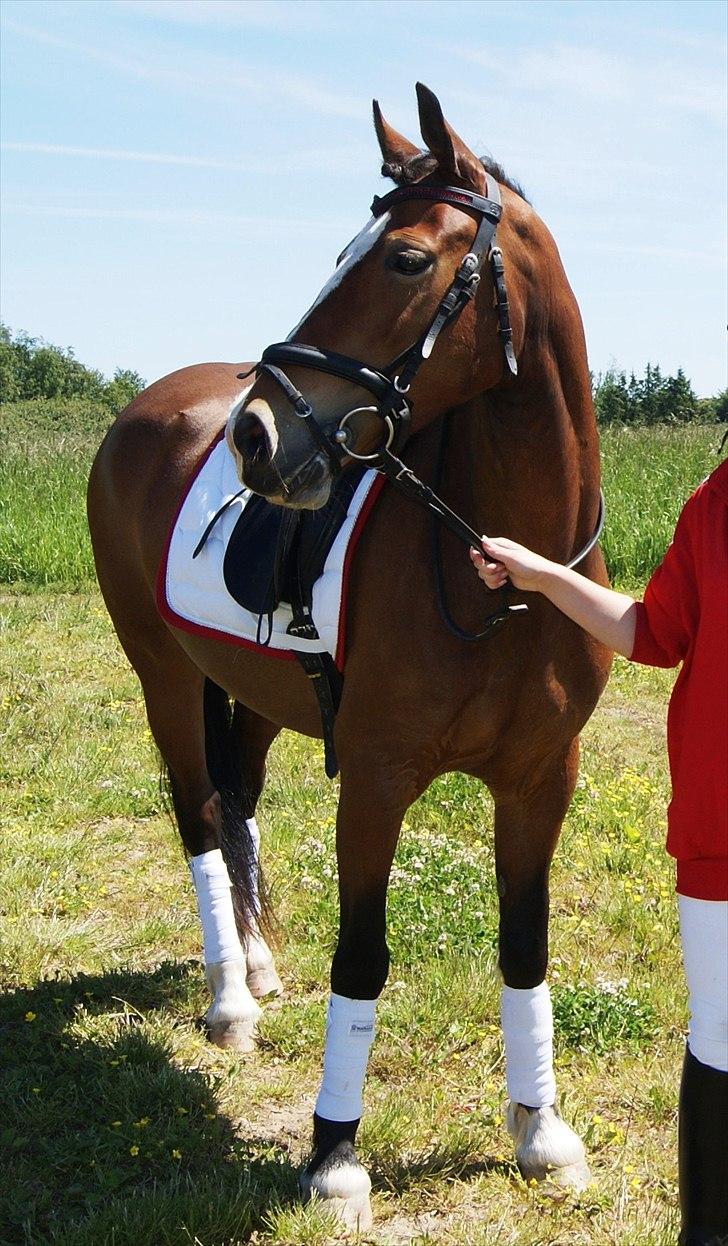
[
  {"left": 314, "top": 993, "right": 377, "bottom": 1122},
  {"left": 679, "top": 895, "right": 728, "bottom": 1072},
  {"left": 501, "top": 982, "right": 557, "bottom": 1108},
  {"left": 190, "top": 849, "right": 244, "bottom": 966}
]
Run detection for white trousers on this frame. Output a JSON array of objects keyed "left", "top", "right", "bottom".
[{"left": 679, "top": 895, "right": 728, "bottom": 1072}]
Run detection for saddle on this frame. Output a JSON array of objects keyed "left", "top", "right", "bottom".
[
  {"left": 223, "top": 464, "right": 368, "bottom": 619},
  {"left": 221, "top": 464, "right": 369, "bottom": 778}
]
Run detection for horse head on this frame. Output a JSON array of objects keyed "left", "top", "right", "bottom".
[{"left": 227, "top": 83, "right": 528, "bottom": 508}]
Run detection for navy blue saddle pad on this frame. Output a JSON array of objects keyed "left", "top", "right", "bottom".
[{"left": 223, "top": 464, "right": 368, "bottom": 617}]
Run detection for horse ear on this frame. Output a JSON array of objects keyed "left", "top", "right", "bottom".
[
  {"left": 415, "top": 82, "right": 484, "bottom": 189},
  {"left": 372, "top": 99, "right": 421, "bottom": 174}
]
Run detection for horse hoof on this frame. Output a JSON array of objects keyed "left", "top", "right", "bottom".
[
  {"left": 507, "top": 1101, "right": 592, "bottom": 1192},
  {"left": 246, "top": 965, "right": 284, "bottom": 999},
  {"left": 300, "top": 1141, "right": 373, "bottom": 1232},
  {"left": 204, "top": 960, "right": 261, "bottom": 1051},
  {"left": 207, "top": 1019, "right": 257, "bottom": 1052},
  {"left": 245, "top": 935, "right": 284, "bottom": 999}
]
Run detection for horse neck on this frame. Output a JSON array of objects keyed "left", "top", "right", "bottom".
[{"left": 445, "top": 315, "right": 602, "bottom": 564}]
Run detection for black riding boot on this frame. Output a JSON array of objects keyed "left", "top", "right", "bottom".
[{"left": 678, "top": 1046, "right": 728, "bottom": 1246}]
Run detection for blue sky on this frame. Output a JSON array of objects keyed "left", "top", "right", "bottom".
[{"left": 1, "top": 0, "right": 726, "bottom": 395}]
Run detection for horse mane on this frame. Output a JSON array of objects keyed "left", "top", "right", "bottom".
[{"left": 380, "top": 152, "right": 529, "bottom": 204}]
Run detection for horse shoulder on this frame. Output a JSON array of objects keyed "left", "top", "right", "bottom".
[{"left": 88, "top": 361, "right": 252, "bottom": 570}]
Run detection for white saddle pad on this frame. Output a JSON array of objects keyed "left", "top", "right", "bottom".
[{"left": 156, "top": 435, "right": 383, "bottom": 668}]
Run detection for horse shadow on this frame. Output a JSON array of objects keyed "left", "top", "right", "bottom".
[
  {"left": 368, "top": 1147, "right": 515, "bottom": 1198},
  {"left": 0, "top": 961, "right": 300, "bottom": 1245}
]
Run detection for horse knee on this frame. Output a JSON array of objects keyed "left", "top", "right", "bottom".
[
  {"left": 332, "top": 935, "right": 390, "bottom": 999},
  {"left": 499, "top": 924, "right": 548, "bottom": 989},
  {"left": 170, "top": 781, "right": 221, "bottom": 857},
  {"left": 498, "top": 874, "right": 550, "bottom": 988}
]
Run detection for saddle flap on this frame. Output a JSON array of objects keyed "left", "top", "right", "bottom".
[
  {"left": 222, "top": 464, "right": 368, "bottom": 619},
  {"left": 222, "top": 494, "right": 284, "bottom": 616}
]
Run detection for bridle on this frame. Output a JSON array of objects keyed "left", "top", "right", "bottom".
[
  {"left": 242, "top": 173, "right": 515, "bottom": 474},
  {"left": 237, "top": 172, "right": 604, "bottom": 637}
]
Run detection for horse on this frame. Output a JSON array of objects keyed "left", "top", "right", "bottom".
[{"left": 87, "top": 83, "right": 611, "bottom": 1231}]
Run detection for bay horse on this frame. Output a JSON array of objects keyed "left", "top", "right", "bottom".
[{"left": 88, "top": 84, "right": 611, "bottom": 1231}]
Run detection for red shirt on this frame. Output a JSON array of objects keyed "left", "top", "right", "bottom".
[{"left": 630, "top": 457, "right": 728, "bottom": 901}]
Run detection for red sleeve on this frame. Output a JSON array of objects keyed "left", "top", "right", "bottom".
[{"left": 629, "top": 490, "right": 700, "bottom": 668}]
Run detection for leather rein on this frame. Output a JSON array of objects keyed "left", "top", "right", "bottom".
[{"left": 239, "top": 173, "right": 605, "bottom": 639}]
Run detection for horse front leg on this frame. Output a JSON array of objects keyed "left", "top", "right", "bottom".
[
  {"left": 299, "top": 761, "right": 407, "bottom": 1233},
  {"left": 493, "top": 743, "right": 591, "bottom": 1191}
]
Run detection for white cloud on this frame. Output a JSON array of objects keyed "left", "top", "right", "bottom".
[
  {"left": 2, "top": 200, "right": 348, "bottom": 233},
  {"left": 1, "top": 141, "right": 251, "bottom": 171},
  {"left": 1, "top": 16, "right": 365, "bottom": 120},
  {"left": 449, "top": 37, "right": 726, "bottom": 124},
  {"left": 461, "top": 42, "right": 630, "bottom": 103},
  {"left": 1, "top": 139, "right": 374, "bottom": 178},
  {"left": 115, "top": 0, "right": 335, "bottom": 32}
]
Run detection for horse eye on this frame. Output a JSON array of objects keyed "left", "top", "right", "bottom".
[{"left": 388, "top": 250, "right": 431, "bottom": 275}]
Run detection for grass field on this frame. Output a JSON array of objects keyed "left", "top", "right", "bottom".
[{"left": 0, "top": 412, "right": 723, "bottom": 1245}]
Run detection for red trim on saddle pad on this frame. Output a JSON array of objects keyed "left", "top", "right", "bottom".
[
  {"left": 335, "top": 475, "right": 385, "bottom": 669},
  {"left": 155, "top": 428, "right": 386, "bottom": 670}
]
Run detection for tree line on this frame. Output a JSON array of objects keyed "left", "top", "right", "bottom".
[
  {"left": 1, "top": 323, "right": 725, "bottom": 425},
  {"left": 592, "top": 363, "right": 726, "bottom": 426},
  {"left": 0, "top": 324, "right": 144, "bottom": 412}
]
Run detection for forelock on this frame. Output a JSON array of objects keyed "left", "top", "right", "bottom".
[{"left": 379, "top": 150, "right": 530, "bottom": 203}]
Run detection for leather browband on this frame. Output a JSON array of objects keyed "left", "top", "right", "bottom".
[{"left": 371, "top": 183, "right": 502, "bottom": 223}]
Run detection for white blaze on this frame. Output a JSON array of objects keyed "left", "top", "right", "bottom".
[{"left": 287, "top": 213, "right": 390, "bottom": 340}]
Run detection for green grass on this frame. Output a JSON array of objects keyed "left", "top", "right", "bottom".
[
  {"left": 1, "top": 589, "right": 683, "bottom": 1246},
  {"left": 0, "top": 398, "right": 721, "bottom": 589},
  {"left": 0, "top": 400, "right": 112, "bottom": 588},
  {"left": 0, "top": 418, "right": 712, "bottom": 1244},
  {"left": 599, "top": 424, "right": 722, "bottom": 586}
]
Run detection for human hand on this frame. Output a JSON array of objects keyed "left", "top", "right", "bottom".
[{"left": 469, "top": 536, "right": 554, "bottom": 592}]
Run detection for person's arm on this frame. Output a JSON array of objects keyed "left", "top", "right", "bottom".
[{"left": 470, "top": 537, "right": 637, "bottom": 657}]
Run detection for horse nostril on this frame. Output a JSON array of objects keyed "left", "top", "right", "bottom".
[{"left": 232, "top": 412, "right": 269, "bottom": 463}]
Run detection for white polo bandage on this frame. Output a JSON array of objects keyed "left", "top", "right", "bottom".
[
  {"left": 190, "top": 848, "right": 244, "bottom": 965},
  {"left": 680, "top": 895, "right": 728, "bottom": 1072},
  {"left": 314, "top": 993, "right": 377, "bottom": 1122},
  {"left": 501, "top": 982, "right": 557, "bottom": 1108}
]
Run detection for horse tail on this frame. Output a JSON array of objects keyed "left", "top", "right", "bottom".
[{"left": 202, "top": 678, "right": 270, "bottom": 938}]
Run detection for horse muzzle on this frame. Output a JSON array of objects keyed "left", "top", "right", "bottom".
[{"left": 226, "top": 408, "right": 333, "bottom": 509}]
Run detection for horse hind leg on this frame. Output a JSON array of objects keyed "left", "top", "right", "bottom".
[
  {"left": 227, "top": 697, "right": 283, "bottom": 1000},
  {"left": 178, "top": 681, "right": 283, "bottom": 1046},
  {"left": 122, "top": 635, "right": 272, "bottom": 1051}
]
